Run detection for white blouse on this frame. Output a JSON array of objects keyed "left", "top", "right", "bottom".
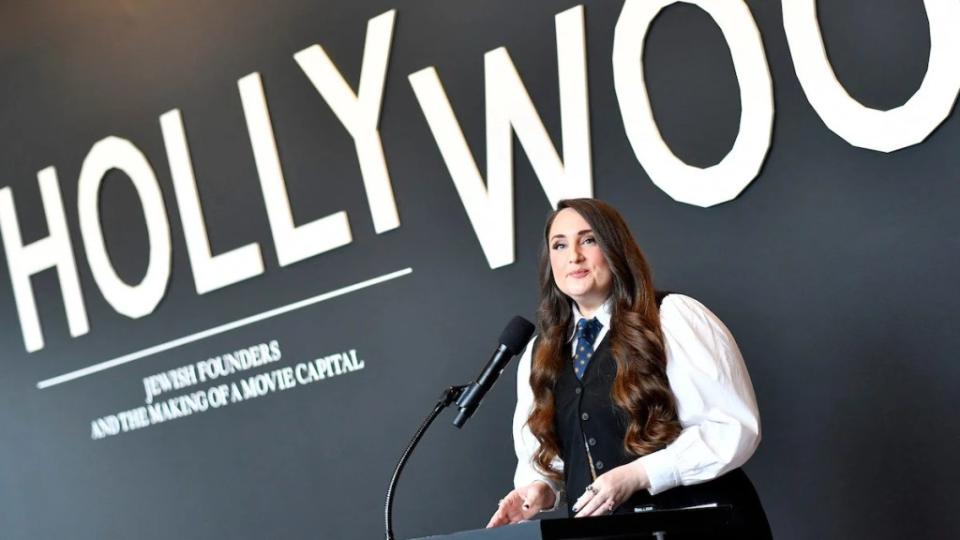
[{"left": 512, "top": 294, "right": 761, "bottom": 502}]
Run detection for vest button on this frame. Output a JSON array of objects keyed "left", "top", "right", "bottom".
[
  {"left": 581, "top": 412, "right": 589, "bottom": 421},
  {"left": 574, "top": 387, "right": 582, "bottom": 395},
  {"left": 588, "top": 438, "right": 596, "bottom": 446},
  {"left": 595, "top": 461, "right": 604, "bottom": 470}
]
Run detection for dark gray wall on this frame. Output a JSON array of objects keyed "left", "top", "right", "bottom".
[{"left": 1, "top": 1, "right": 957, "bottom": 538}]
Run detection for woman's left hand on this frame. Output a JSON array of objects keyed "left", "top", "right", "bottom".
[{"left": 572, "top": 460, "right": 649, "bottom": 517}]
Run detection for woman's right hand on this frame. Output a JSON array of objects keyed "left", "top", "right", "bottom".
[{"left": 486, "top": 481, "right": 556, "bottom": 528}]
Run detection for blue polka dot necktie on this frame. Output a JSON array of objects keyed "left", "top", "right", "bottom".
[{"left": 573, "top": 317, "right": 602, "bottom": 380}]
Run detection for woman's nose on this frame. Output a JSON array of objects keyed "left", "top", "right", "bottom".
[{"left": 569, "top": 245, "right": 584, "bottom": 263}]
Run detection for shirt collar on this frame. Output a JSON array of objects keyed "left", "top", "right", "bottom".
[{"left": 568, "top": 298, "right": 613, "bottom": 342}]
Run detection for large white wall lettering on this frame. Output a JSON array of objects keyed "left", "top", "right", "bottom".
[
  {"left": 77, "top": 137, "right": 172, "bottom": 319},
  {"left": 293, "top": 10, "right": 400, "bottom": 233},
  {"left": 409, "top": 5, "right": 592, "bottom": 269},
  {"left": 161, "top": 109, "right": 267, "bottom": 295},
  {"left": 239, "top": 71, "right": 356, "bottom": 267},
  {"left": 613, "top": 0, "right": 773, "bottom": 208},
  {"left": 1, "top": 2, "right": 958, "bottom": 353},
  {"left": 783, "top": 0, "right": 960, "bottom": 152},
  {"left": 0, "top": 169, "right": 89, "bottom": 352}
]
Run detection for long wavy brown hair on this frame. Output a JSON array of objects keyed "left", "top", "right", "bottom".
[{"left": 527, "top": 199, "right": 682, "bottom": 482}]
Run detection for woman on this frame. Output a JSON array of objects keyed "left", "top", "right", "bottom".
[{"left": 487, "top": 199, "right": 770, "bottom": 536}]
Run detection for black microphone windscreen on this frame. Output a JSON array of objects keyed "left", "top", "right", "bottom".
[{"left": 499, "top": 316, "right": 535, "bottom": 354}]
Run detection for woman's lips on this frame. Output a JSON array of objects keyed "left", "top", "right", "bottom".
[{"left": 569, "top": 269, "right": 589, "bottom": 278}]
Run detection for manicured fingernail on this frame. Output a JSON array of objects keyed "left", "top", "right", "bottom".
[{"left": 571, "top": 506, "right": 578, "bottom": 513}]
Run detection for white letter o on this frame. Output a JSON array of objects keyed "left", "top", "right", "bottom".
[
  {"left": 783, "top": 0, "right": 960, "bottom": 152},
  {"left": 78, "top": 136, "right": 171, "bottom": 319},
  {"left": 613, "top": 0, "right": 774, "bottom": 208}
]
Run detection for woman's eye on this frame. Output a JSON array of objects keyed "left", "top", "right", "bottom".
[
  {"left": 552, "top": 242, "right": 566, "bottom": 250},
  {"left": 582, "top": 237, "right": 596, "bottom": 245}
]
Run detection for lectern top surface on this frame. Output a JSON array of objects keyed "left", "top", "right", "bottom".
[{"left": 409, "top": 505, "right": 733, "bottom": 540}]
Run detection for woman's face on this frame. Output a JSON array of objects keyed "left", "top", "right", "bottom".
[{"left": 548, "top": 208, "right": 613, "bottom": 313}]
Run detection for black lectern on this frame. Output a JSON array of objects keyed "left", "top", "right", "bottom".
[{"left": 412, "top": 505, "right": 734, "bottom": 540}]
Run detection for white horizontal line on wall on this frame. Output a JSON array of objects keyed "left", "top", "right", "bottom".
[{"left": 36, "top": 267, "right": 414, "bottom": 390}]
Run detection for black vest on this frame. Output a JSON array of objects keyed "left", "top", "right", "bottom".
[
  {"left": 554, "top": 334, "right": 650, "bottom": 512},
  {"left": 548, "top": 296, "right": 772, "bottom": 536}
]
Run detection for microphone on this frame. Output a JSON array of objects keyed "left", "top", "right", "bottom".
[{"left": 453, "top": 316, "right": 535, "bottom": 428}]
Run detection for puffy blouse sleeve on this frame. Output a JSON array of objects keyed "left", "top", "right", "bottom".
[{"left": 636, "top": 294, "right": 761, "bottom": 495}]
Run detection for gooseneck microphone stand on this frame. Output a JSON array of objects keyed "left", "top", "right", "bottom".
[
  {"left": 384, "top": 384, "right": 468, "bottom": 540},
  {"left": 384, "top": 316, "right": 534, "bottom": 540}
]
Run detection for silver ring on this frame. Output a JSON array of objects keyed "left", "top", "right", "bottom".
[{"left": 585, "top": 485, "right": 598, "bottom": 495}]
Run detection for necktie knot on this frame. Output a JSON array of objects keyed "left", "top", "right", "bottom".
[{"left": 576, "top": 317, "right": 602, "bottom": 344}]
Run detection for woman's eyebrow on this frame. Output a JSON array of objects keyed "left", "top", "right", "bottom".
[{"left": 550, "top": 229, "right": 593, "bottom": 241}]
